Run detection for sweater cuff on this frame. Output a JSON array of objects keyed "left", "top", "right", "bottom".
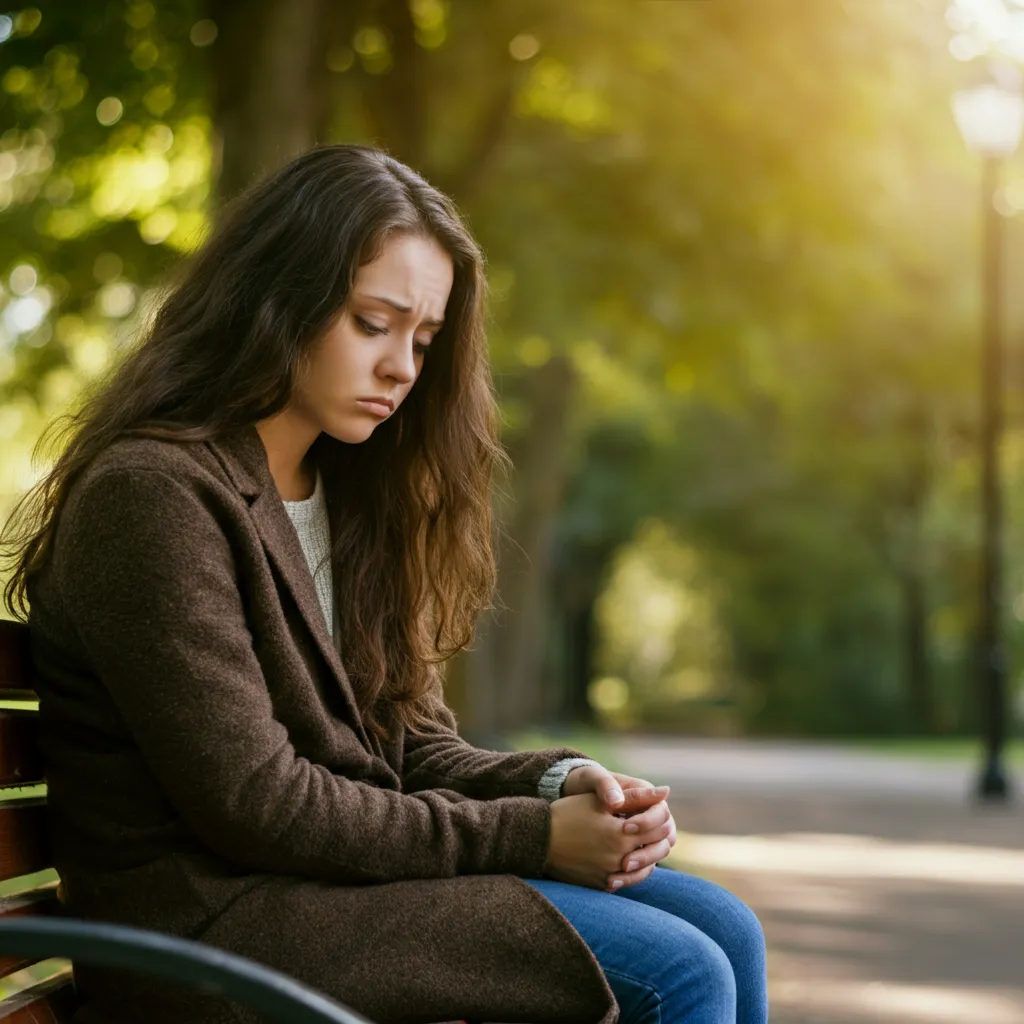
[{"left": 537, "top": 757, "right": 601, "bottom": 803}]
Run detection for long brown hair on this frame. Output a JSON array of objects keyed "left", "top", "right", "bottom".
[{"left": 2, "top": 145, "right": 505, "bottom": 737}]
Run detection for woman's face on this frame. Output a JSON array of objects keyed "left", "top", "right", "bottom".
[{"left": 295, "top": 232, "right": 454, "bottom": 444}]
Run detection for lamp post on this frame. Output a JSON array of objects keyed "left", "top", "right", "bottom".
[{"left": 951, "top": 68, "right": 1024, "bottom": 802}]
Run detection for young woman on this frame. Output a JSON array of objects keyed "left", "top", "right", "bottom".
[{"left": 3, "top": 145, "right": 767, "bottom": 1024}]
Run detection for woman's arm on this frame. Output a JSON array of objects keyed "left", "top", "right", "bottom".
[
  {"left": 401, "top": 705, "right": 597, "bottom": 800},
  {"left": 52, "top": 466, "right": 551, "bottom": 885}
]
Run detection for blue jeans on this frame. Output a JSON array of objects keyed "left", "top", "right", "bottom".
[{"left": 523, "top": 867, "right": 768, "bottom": 1024}]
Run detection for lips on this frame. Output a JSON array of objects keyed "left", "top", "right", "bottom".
[{"left": 356, "top": 397, "right": 394, "bottom": 417}]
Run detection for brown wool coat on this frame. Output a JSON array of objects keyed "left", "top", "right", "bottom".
[{"left": 26, "top": 428, "right": 618, "bottom": 1024}]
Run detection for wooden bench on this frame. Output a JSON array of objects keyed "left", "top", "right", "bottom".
[
  {"left": 0, "top": 618, "right": 372, "bottom": 1023},
  {"left": 0, "top": 618, "right": 71, "bottom": 1022}
]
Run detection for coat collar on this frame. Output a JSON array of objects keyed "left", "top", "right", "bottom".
[
  {"left": 206, "top": 426, "right": 371, "bottom": 749},
  {"left": 207, "top": 424, "right": 272, "bottom": 503}
]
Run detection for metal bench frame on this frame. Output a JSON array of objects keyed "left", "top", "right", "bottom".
[{"left": 0, "top": 916, "right": 370, "bottom": 1023}]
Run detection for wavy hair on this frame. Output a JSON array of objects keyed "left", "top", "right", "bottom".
[{"left": 2, "top": 145, "right": 505, "bottom": 738}]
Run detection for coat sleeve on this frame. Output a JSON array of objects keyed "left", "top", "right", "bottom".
[
  {"left": 401, "top": 702, "right": 594, "bottom": 799},
  {"left": 53, "top": 466, "right": 552, "bottom": 885}
]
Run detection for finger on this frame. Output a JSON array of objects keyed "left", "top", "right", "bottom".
[
  {"left": 619, "top": 837, "right": 672, "bottom": 876},
  {"left": 617, "top": 785, "right": 670, "bottom": 813},
  {"left": 606, "top": 861, "right": 657, "bottom": 892},
  {"left": 624, "top": 816, "right": 674, "bottom": 849},
  {"left": 598, "top": 772, "right": 626, "bottom": 809},
  {"left": 620, "top": 784, "right": 670, "bottom": 804},
  {"left": 621, "top": 800, "right": 670, "bottom": 836}
]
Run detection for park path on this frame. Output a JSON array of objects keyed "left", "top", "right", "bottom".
[{"left": 609, "top": 737, "right": 1024, "bottom": 1024}]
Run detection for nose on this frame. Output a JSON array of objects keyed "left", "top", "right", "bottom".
[{"left": 379, "top": 333, "right": 418, "bottom": 385}]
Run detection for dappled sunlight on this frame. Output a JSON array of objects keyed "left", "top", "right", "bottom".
[
  {"left": 665, "top": 813, "right": 1024, "bottom": 1021},
  {"left": 674, "top": 830, "right": 1024, "bottom": 886},
  {"left": 948, "top": 0, "right": 1024, "bottom": 61},
  {"left": 649, "top": 744, "right": 1024, "bottom": 1021},
  {"left": 43, "top": 119, "right": 211, "bottom": 250},
  {"left": 746, "top": 878, "right": 885, "bottom": 919},
  {"left": 773, "top": 978, "right": 1024, "bottom": 1024}
]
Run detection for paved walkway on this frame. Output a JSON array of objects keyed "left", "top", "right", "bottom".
[{"left": 610, "top": 737, "right": 1024, "bottom": 1024}]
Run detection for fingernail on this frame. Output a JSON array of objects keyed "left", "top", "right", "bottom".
[
  {"left": 610, "top": 880, "right": 623, "bottom": 890},
  {"left": 655, "top": 785, "right": 670, "bottom": 793},
  {"left": 624, "top": 822, "right": 640, "bottom": 834},
  {"left": 626, "top": 859, "right": 638, "bottom": 872},
  {"left": 608, "top": 788, "right": 624, "bottom": 806}
]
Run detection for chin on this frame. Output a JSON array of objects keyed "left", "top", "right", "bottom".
[{"left": 325, "top": 420, "right": 380, "bottom": 445}]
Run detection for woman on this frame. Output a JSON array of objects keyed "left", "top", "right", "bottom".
[{"left": 2, "top": 146, "right": 767, "bottom": 1024}]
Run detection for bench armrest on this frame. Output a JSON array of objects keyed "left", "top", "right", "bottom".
[{"left": 0, "top": 917, "right": 372, "bottom": 1024}]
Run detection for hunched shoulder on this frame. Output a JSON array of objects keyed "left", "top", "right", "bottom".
[
  {"left": 82, "top": 435, "right": 215, "bottom": 483},
  {"left": 60, "top": 436, "right": 251, "bottom": 543}
]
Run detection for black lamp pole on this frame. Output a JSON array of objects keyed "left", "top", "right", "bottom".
[{"left": 977, "top": 152, "right": 1011, "bottom": 801}]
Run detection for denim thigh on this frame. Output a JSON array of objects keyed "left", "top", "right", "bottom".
[{"left": 523, "top": 867, "right": 767, "bottom": 1024}]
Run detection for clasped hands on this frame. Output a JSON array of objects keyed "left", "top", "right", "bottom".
[{"left": 545, "top": 764, "right": 677, "bottom": 893}]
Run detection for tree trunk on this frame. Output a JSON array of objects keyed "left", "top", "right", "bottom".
[
  {"left": 901, "top": 564, "right": 933, "bottom": 733},
  {"left": 465, "top": 357, "right": 577, "bottom": 734},
  {"left": 364, "top": 0, "right": 426, "bottom": 170},
  {"left": 550, "top": 540, "right": 617, "bottom": 728},
  {"left": 562, "top": 590, "right": 597, "bottom": 726},
  {"left": 206, "top": 0, "right": 332, "bottom": 204},
  {"left": 896, "top": 405, "right": 935, "bottom": 734}
]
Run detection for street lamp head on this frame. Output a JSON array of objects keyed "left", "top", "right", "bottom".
[{"left": 952, "top": 63, "right": 1024, "bottom": 158}]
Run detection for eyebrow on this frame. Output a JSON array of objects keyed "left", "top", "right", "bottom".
[{"left": 364, "top": 294, "right": 444, "bottom": 328}]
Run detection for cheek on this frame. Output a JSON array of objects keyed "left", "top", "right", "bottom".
[{"left": 313, "top": 323, "right": 362, "bottom": 375}]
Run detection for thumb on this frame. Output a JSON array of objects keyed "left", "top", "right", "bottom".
[
  {"left": 598, "top": 773, "right": 626, "bottom": 809},
  {"left": 619, "top": 785, "right": 670, "bottom": 811}
]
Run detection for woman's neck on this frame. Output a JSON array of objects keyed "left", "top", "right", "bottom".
[{"left": 255, "top": 412, "right": 319, "bottom": 500}]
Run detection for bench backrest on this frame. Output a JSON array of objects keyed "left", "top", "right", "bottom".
[{"left": 0, "top": 618, "right": 74, "bottom": 1021}]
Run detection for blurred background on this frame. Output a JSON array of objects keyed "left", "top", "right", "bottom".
[{"left": 2, "top": 0, "right": 1024, "bottom": 1021}]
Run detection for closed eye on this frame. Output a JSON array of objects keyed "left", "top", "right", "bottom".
[
  {"left": 354, "top": 315, "right": 387, "bottom": 336},
  {"left": 356, "top": 313, "right": 432, "bottom": 356}
]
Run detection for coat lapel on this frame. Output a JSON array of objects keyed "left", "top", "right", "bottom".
[{"left": 207, "top": 427, "right": 371, "bottom": 749}]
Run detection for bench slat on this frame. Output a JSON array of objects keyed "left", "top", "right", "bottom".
[
  {"left": 0, "top": 1003, "right": 64, "bottom": 1024},
  {"left": 0, "top": 807, "right": 49, "bottom": 885},
  {"left": 0, "top": 959, "right": 73, "bottom": 1021},
  {"left": 0, "top": 718, "right": 42, "bottom": 791},
  {"left": 0, "top": 889, "right": 60, "bottom": 977}
]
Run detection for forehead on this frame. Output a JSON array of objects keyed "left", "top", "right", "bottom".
[{"left": 354, "top": 234, "right": 454, "bottom": 310}]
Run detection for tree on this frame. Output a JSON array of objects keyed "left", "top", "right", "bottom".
[{"left": 3, "top": 0, "right": 1015, "bottom": 738}]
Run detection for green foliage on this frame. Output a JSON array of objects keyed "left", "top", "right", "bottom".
[
  {"left": 592, "top": 520, "right": 739, "bottom": 733},
  {"left": 2, "top": 0, "right": 1022, "bottom": 736}
]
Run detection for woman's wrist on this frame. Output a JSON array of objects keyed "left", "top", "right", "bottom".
[{"left": 537, "top": 757, "right": 601, "bottom": 803}]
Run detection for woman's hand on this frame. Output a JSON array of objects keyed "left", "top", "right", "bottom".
[
  {"left": 552, "top": 767, "right": 678, "bottom": 891},
  {"left": 605, "top": 793, "right": 678, "bottom": 891},
  {"left": 546, "top": 792, "right": 648, "bottom": 890},
  {"left": 561, "top": 765, "right": 660, "bottom": 811}
]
